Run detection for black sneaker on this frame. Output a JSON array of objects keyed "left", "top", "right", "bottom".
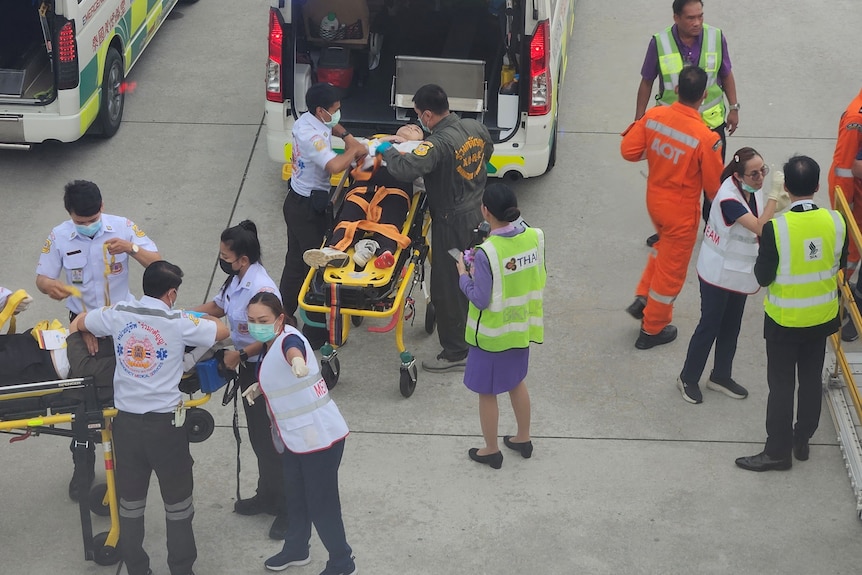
[
  {"left": 265, "top": 547, "right": 311, "bottom": 571},
  {"left": 707, "top": 373, "right": 748, "bottom": 399},
  {"left": 234, "top": 495, "right": 277, "bottom": 516},
  {"left": 842, "top": 319, "right": 859, "bottom": 342},
  {"left": 625, "top": 296, "right": 647, "bottom": 320},
  {"left": 635, "top": 325, "right": 678, "bottom": 349},
  {"left": 646, "top": 233, "right": 659, "bottom": 247},
  {"left": 319, "top": 560, "right": 357, "bottom": 575},
  {"left": 676, "top": 376, "right": 702, "bottom": 404},
  {"left": 269, "top": 513, "right": 289, "bottom": 540}
]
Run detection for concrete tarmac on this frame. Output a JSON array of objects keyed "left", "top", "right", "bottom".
[{"left": 2, "top": 0, "right": 862, "bottom": 573}]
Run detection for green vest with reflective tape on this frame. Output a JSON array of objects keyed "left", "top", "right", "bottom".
[
  {"left": 655, "top": 24, "right": 726, "bottom": 128},
  {"left": 764, "top": 208, "right": 846, "bottom": 327},
  {"left": 466, "top": 227, "right": 546, "bottom": 352}
]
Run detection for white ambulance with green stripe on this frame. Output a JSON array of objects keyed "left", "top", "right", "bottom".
[{"left": 0, "top": 0, "right": 193, "bottom": 148}]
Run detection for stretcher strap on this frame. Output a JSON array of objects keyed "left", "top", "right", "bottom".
[
  {"left": 331, "top": 186, "right": 412, "bottom": 252},
  {"left": 350, "top": 155, "right": 383, "bottom": 181},
  {"left": 328, "top": 284, "right": 344, "bottom": 347},
  {"left": 0, "top": 289, "right": 30, "bottom": 334},
  {"left": 102, "top": 244, "right": 113, "bottom": 307}
]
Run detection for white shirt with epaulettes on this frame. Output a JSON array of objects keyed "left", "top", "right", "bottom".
[
  {"left": 36, "top": 214, "right": 157, "bottom": 314},
  {"left": 258, "top": 325, "right": 349, "bottom": 454},
  {"left": 213, "top": 262, "right": 280, "bottom": 362}
]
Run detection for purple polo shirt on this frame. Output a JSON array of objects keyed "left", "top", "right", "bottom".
[{"left": 640, "top": 24, "right": 732, "bottom": 92}]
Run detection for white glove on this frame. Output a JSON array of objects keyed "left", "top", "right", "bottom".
[
  {"left": 768, "top": 169, "right": 784, "bottom": 202},
  {"left": 241, "top": 382, "right": 262, "bottom": 406},
  {"left": 13, "top": 296, "right": 32, "bottom": 315},
  {"left": 291, "top": 356, "right": 309, "bottom": 378}
]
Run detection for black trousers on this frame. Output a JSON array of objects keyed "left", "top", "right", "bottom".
[
  {"left": 431, "top": 206, "right": 483, "bottom": 359},
  {"left": 764, "top": 337, "right": 827, "bottom": 458},
  {"left": 239, "top": 361, "right": 284, "bottom": 511},
  {"left": 701, "top": 123, "right": 728, "bottom": 222},
  {"left": 113, "top": 411, "right": 196, "bottom": 575},
  {"left": 679, "top": 278, "right": 747, "bottom": 385},
  {"left": 279, "top": 185, "right": 329, "bottom": 344}
]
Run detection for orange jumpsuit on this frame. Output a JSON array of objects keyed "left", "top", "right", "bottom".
[
  {"left": 828, "top": 88, "right": 862, "bottom": 266},
  {"left": 621, "top": 102, "right": 724, "bottom": 335}
]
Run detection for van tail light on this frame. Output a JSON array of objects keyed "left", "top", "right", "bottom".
[
  {"left": 56, "top": 19, "right": 79, "bottom": 90},
  {"left": 266, "top": 8, "right": 284, "bottom": 103},
  {"left": 528, "top": 19, "right": 550, "bottom": 116}
]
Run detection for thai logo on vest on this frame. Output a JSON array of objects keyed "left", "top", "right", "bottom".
[
  {"left": 116, "top": 321, "right": 168, "bottom": 379},
  {"left": 804, "top": 238, "right": 823, "bottom": 262},
  {"left": 503, "top": 249, "right": 539, "bottom": 275}
]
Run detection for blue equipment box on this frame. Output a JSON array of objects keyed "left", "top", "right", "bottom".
[{"left": 195, "top": 358, "right": 228, "bottom": 394}]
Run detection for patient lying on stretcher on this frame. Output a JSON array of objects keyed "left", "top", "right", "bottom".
[{"left": 302, "top": 124, "right": 424, "bottom": 270}]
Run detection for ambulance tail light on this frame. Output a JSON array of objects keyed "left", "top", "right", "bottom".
[
  {"left": 56, "top": 19, "right": 79, "bottom": 90},
  {"left": 528, "top": 19, "right": 550, "bottom": 116},
  {"left": 266, "top": 8, "right": 284, "bottom": 103}
]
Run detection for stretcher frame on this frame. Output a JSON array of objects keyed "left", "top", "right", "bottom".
[
  {"left": 823, "top": 185, "right": 862, "bottom": 520},
  {"left": 298, "top": 166, "right": 433, "bottom": 398},
  {"left": 0, "top": 375, "right": 211, "bottom": 565}
]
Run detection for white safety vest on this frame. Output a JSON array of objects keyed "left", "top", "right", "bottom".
[
  {"left": 697, "top": 178, "right": 763, "bottom": 294},
  {"left": 258, "top": 326, "right": 348, "bottom": 454}
]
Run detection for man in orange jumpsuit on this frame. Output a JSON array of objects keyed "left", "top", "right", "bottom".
[
  {"left": 621, "top": 66, "right": 724, "bottom": 349},
  {"left": 828, "top": 89, "right": 862, "bottom": 342}
]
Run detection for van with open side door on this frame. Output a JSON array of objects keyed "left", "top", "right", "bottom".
[
  {"left": 265, "top": 0, "right": 574, "bottom": 180},
  {"left": 0, "top": 0, "right": 192, "bottom": 148}
]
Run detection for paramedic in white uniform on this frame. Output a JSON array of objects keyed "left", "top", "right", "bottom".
[
  {"left": 73, "top": 260, "right": 228, "bottom": 575},
  {"left": 278, "top": 83, "right": 368, "bottom": 348},
  {"left": 34, "top": 179, "right": 159, "bottom": 501},
  {"left": 193, "top": 220, "right": 288, "bottom": 540}
]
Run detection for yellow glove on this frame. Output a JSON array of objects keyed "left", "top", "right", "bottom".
[{"left": 291, "top": 356, "right": 309, "bottom": 378}]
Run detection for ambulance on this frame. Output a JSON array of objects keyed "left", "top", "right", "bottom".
[
  {"left": 264, "top": 0, "right": 574, "bottom": 179},
  {"left": 0, "top": 0, "right": 191, "bottom": 148}
]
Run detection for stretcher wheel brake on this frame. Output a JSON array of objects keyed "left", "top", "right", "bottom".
[
  {"left": 425, "top": 302, "right": 436, "bottom": 335},
  {"left": 399, "top": 363, "right": 418, "bottom": 398},
  {"left": 185, "top": 408, "right": 215, "bottom": 443},
  {"left": 322, "top": 356, "right": 341, "bottom": 390},
  {"left": 89, "top": 483, "right": 110, "bottom": 517},
  {"left": 92, "top": 531, "right": 121, "bottom": 566}
]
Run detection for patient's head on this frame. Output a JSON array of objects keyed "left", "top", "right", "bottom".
[{"left": 396, "top": 124, "right": 424, "bottom": 141}]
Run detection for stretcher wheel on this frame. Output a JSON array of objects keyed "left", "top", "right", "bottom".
[
  {"left": 399, "top": 364, "right": 418, "bottom": 398},
  {"left": 424, "top": 302, "right": 436, "bottom": 334},
  {"left": 351, "top": 316, "right": 364, "bottom": 327},
  {"left": 185, "top": 408, "right": 215, "bottom": 443},
  {"left": 322, "top": 357, "right": 341, "bottom": 390},
  {"left": 89, "top": 483, "right": 110, "bottom": 517},
  {"left": 92, "top": 531, "right": 121, "bottom": 566}
]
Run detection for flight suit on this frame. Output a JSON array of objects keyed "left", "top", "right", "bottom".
[{"left": 827, "top": 88, "right": 862, "bottom": 266}]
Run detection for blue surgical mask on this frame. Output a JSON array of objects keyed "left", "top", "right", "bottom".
[
  {"left": 741, "top": 182, "right": 760, "bottom": 194},
  {"left": 323, "top": 108, "right": 341, "bottom": 129},
  {"left": 248, "top": 322, "right": 278, "bottom": 343},
  {"left": 75, "top": 219, "right": 102, "bottom": 237}
]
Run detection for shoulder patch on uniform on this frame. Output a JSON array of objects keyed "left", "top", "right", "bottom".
[
  {"left": 846, "top": 123, "right": 862, "bottom": 131},
  {"left": 712, "top": 138, "right": 723, "bottom": 151},
  {"left": 41, "top": 238, "right": 52, "bottom": 254},
  {"left": 185, "top": 313, "right": 200, "bottom": 326},
  {"left": 413, "top": 142, "right": 433, "bottom": 157},
  {"left": 132, "top": 224, "right": 146, "bottom": 238},
  {"left": 312, "top": 136, "right": 327, "bottom": 151}
]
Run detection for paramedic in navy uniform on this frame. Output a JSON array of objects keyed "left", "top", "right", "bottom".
[
  {"left": 34, "top": 179, "right": 160, "bottom": 501},
  {"left": 278, "top": 83, "right": 368, "bottom": 347},
  {"left": 72, "top": 261, "right": 228, "bottom": 575},
  {"left": 194, "top": 220, "right": 288, "bottom": 540}
]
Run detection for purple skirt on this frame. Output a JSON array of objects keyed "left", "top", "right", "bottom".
[{"left": 463, "top": 346, "right": 530, "bottom": 395}]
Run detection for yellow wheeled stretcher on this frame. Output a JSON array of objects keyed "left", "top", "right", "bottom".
[
  {"left": 0, "top": 368, "right": 218, "bottom": 566},
  {"left": 298, "top": 158, "right": 434, "bottom": 398}
]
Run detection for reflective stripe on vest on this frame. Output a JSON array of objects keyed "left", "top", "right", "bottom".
[
  {"left": 645, "top": 119, "right": 700, "bottom": 149},
  {"left": 466, "top": 227, "right": 546, "bottom": 352},
  {"left": 764, "top": 209, "right": 845, "bottom": 326},
  {"left": 655, "top": 24, "right": 726, "bottom": 128}
]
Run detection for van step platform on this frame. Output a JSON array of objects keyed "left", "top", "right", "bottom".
[{"left": 0, "top": 69, "right": 25, "bottom": 98}]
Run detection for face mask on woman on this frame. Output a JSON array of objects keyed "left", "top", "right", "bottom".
[
  {"left": 248, "top": 321, "right": 278, "bottom": 343},
  {"left": 219, "top": 258, "right": 236, "bottom": 275}
]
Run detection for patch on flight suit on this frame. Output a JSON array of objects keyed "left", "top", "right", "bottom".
[
  {"left": 110, "top": 262, "right": 124, "bottom": 275},
  {"left": 846, "top": 123, "right": 862, "bottom": 131},
  {"left": 41, "top": 238, "right": 52, "bottom": 254},
  {"left": 413, "top": 142, "right": 433, "bottom": 156},
  {"left": 132, "top": 224, "right": 147, "bottom": 238},
  {"left": 712, "top": 139, "right": 723, "bottom": 152},
  {"left": 312, "top": 137, "right": 327, "bottom": 152}
]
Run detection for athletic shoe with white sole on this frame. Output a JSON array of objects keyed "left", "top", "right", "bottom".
[
  {"left": 706, "top": 373, "right": 748, "bottom": 399},
  {"left": 303, "top": 247, "right": 350, "bottom": 269},
  {"left": 677, "top": 376, "right": 703, "bottom": 404},
  {"left": 264, "top": 548, "right": 311, "bottom": 571},
  {"left": 352, "top": 239, "right": 379, "bottom": 267}
]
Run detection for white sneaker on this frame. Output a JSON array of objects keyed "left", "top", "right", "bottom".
[
  {"left": 303, "top": 247, "right": 350, "bottom": 269},
  {"left": 352, "top": 239, "right": 379, "bottom": 267}
]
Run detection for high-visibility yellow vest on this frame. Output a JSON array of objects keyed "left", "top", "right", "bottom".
[
  {"left": 654, "top": 24, "right": 726, "bottom": 129},
  {"left": 764, "top": 208, "right": 846, "bottom": 327},
  {"left": 465, "top": 227, "right": 546, "bottom": 352}
]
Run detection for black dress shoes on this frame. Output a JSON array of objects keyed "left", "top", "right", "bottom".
[
  {"left": 234, "top": 495, "right": 277, "bottom": 516},
  {"left": 468, "top": 448, "right": 503, "bottom": 469},
  {"left": 635, "top": 325, "right": 678, "bottom": 349},
  {"left": 735, "top": 451, "right": 792, "bottom": 472},
  {"left": 503, "top": 436, "right": 533, "bottom": 459},
  {"left": 626, "top": 296, "right": 647, "bottom": 320},
  {"left": 794, "top": 441, "right": 810, "bottom": 461}
]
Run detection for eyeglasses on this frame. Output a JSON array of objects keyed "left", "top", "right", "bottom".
[{"left": 744, "top": 166, "right": 770, "bottom": 179}]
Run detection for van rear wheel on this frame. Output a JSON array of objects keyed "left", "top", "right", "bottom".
[{"left": 95, "top": 48, "right": 124, "bottom": 138}]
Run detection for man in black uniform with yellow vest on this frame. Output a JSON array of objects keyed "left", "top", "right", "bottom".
[
  {"left": 377, "top": 84, "right": 495, "bottom": 372},
  {"left": 736, "top": 156, "right": 849, "bottom": 472}
]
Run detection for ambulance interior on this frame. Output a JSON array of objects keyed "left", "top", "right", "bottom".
[
  {"left": 294, "top": 0, "right": 525, "bottom": 141},
  {"left": 0, "top": 0, "right": 56, "bottom": 104}
]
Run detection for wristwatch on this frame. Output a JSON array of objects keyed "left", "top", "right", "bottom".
[
  {"left": 239, "top": 349, "right": 249, "bottom": 363},
  {"left": 130, "top": 243, "right": 140, "bottom": 255},
  {"left": 338, "top": 131, "right": 351, "bottom": 139},
  {"left": 728, "top": 103, "right": 741, "bottom": 111}
]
